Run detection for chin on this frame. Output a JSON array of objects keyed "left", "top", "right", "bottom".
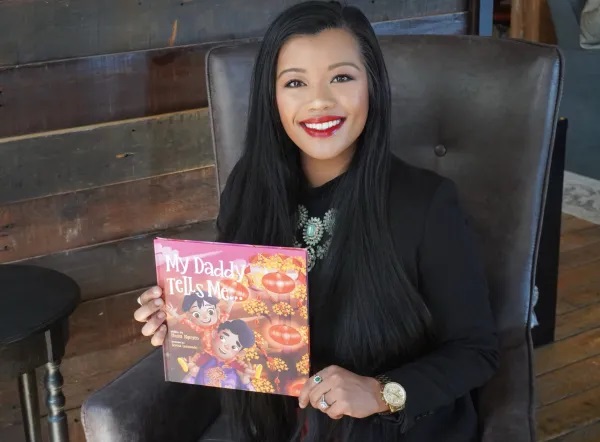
[{"left": 298, "top": 146, "right": 350, "bottom": 162}]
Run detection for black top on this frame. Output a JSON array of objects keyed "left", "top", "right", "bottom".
[
  {"left": 297, "top": 156, "right": 499, "bottom": 441},
  {"left": 0, "top": 264, "right": 80, "bottom": 346}
]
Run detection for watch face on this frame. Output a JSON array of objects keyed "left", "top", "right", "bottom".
[{"left": 383, "top": 382, "right": 406, "bottom": 408}]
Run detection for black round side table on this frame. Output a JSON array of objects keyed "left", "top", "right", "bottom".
[{"left": 0, "top": 264, "right": 80, "bottom": 442}]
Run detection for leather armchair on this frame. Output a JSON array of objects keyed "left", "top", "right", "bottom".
[{"left": 81, "top": 35, "right": 563, "bottom": 442}]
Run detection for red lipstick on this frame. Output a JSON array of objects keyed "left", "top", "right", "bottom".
[{"left": 299, "top": 116, "right": 346, "bottom": 138}]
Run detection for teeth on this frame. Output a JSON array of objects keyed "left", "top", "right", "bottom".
[{"left": 304, "top": 119, "right": 341, "bottom": 130}]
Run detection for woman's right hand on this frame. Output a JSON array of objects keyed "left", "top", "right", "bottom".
[{"left": 133, "top": 286, "right": 167, "bottom": 346}]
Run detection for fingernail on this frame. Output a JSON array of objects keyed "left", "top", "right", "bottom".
[
  {"left": 154, "top": 298, "right": 163, "bottom": 306},
  {"left": 298, "top": 401, "right": 305, "bottom": 409},
  {"left": 157, "top": 312, "right": 166, "bottom": 319},
  {"left": 153, "top": 287, "right": 161, "bottom": 296}
]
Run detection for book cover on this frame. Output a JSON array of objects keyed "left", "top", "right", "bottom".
[{"left": 154, "top": 238, "right": 310, "bottom": 397}]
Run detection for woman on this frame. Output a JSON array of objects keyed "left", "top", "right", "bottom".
[{"left": 133, "top": 1, "right": 499, "bottom": 441}]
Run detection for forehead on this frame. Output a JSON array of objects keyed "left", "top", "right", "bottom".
[
  {"left": 219, "top": 329, "right": 237, "bottom": 338},
  {"left": 191, "top": 300, "right": 215, "bottom": 309},
  {"left": 277, "top": 28, "right": 362, "bottom": 71}
]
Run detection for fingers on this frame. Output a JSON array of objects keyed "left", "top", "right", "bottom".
[
  {"left": 141, "top": 310, "right": 166, "bottom": 338},
  {"left": 308, "top": 381, "right": 335, "bottom": 410},
  {"left": 298, "top": 367, "right": 333, "bottom": 408},
  {"left": 134, "top": 296, "right": 164, "bottom": 323},
  {"left": 150, "top": 323, "right": 167, "bottom": 347},
  {"left": 139, "top": 286, "right": 162, "bottom": 305},
  {"left": 324, "top": 401, "right": 345, "bottom": 420}
]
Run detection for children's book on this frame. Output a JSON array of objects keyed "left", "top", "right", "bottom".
[{"left": 154, "top": 238, "right": 310, "bottom": 397}]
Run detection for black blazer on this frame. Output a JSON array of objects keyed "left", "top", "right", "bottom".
[{"left": 377, "top": 156, "right": 499, "bottom": 441}]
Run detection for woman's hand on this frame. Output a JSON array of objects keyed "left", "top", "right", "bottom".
[
  {"left": 133, "top": 286, "right": 167, "bottom": 346},
  {"left": 298, "top": 365, "right": 388, "bottom": 419}
]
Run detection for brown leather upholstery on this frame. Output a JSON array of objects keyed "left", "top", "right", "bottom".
[
  {"left": 207, "top": 34, "right": 563, "bottom": 441},
  {"left": 81, "top": 35, "right": 563, "bottom": 442}
]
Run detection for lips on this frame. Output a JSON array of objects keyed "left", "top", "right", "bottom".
[{"left": 299, "top": 116, "right": 346, "bottom": 138}]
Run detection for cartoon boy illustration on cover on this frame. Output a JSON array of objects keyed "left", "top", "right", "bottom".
[
  {"left": 182, "top": 319, "right": 257, "bottom": 390},
  {"left": 166, "top": 289, "right": 234, "bottom": 352}
]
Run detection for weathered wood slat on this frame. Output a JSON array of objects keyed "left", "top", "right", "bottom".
[
  {"left": 0, "top": 167, "right": 218, "bottom": 262},
  {"left": 0, "top": 11, "right": 472, "bottom": 138},
  {"left": 0, "top": 109, "right": 213, "bottom": 205},
  {"left": 14, "top": 220, "right": 217, "bottom": 302},
  {"left": 556, "top": 303, "right": 600, "bottom": 341},
  {"left": 535, "top": 328, "right": 600, "bottom": 376},
  {"left": 559, "top": 288, "right": 600, "bottom": 311},
  {"left": 0, "top": 0, "right": 466, "bottom": 66},
  {"left": 537, "top": 385, "right": 600, "bottom": 441},
  {"left": 536, "top": 354, "right": 600, "bottom": 407},
  {"left": 372, "top": 11, "right": 468, "bottom": 36},
  {"left": 0, "top": 43, "right": 218, "bottom": 138},
  {"left": 0, "top": 341, "right": 153, "bottom": 429},
  {"left": 559, "top": 224, "right": 600, "bottom": 253},
  {"left": 0, "top": 408, "right": 84, "bottom": 442},
  {"left": 66, "top": 289, "right": 148, "bottom": 358},
  {"left": 552, "top": 421, "right": 600, "bottom": 442},
  {"left": 559, "top": 242, "right": 600, "bottom": 271},
  {"left": 558, "top": 260, "right": 600, "bottom": 301},
  {"left": 560, "top": 214, "right": 594, "bottom": 235}
]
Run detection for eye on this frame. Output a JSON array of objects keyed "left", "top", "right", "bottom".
[
  {"left": 208, "top": 309, "right": 215, "bottom": 316},
  {"left": 332, "top": 74, "right": 354, "bottom": 83},
  {"left": 284, "top": 79, "right": 304, "bottom": 88},
  {"left": 192, "top": 312, "right": 201, "bottom": 319},
  {"left": 232, "top": 345, "right": 239, "bottom": 351},
  {"left": 220, "top": 335, "right": 225, "bottom": 341}
]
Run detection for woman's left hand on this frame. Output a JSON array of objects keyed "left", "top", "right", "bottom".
[{"left": 298, "top": 365, "right": 388, "bottom": 419}]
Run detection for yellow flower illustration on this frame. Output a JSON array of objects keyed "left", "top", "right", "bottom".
[
  {"left": 298, "top": 305, "right": 308, "bottom": 320},
  {"left": 296, "top": 354, "right": 310, "bottom": 376},
  {"left": 243, "top": 299, "right": 269, "bottom": 316},
  {"left": 251, "top": 378, "right": 275, "bottom": 393},
  {"left": 267, "top": 357, "right": 289, "bottom": 372},
  {"left": 273, "top": 302, "right": 294, "bottom": 317}
]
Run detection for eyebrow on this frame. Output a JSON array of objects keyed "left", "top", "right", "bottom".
[
  {"left": 223, "top": 331, "right": 230, "bottom": 337},
  {"left": 236, "top": 340, "right": 241, "bottom": 348},
  {"left": 277, "top": 61, "right": 361, "bottom": 79}
]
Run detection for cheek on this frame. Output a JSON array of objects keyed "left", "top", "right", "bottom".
[
  {"left": 344, "top": 86, "right": 369, "bottom": 123},
  {"left": 276, "top": 92, "right": 298, "bottom": 128}
]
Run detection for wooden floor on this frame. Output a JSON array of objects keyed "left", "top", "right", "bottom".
[
  {"left": 0, "top": 214, "right": 599, "bottom": 441},
  {"left": 536, "top": 214, "right": 600, "bottom": 441}
]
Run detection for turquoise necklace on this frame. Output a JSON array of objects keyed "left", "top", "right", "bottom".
[{"left": 295, "top": 204, "right": 336, "bottom": 271}]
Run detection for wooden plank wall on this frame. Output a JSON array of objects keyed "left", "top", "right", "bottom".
[{"left": 0, "top": 0, "right": 469, "bottom": 438}]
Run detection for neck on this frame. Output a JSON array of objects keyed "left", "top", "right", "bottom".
[{"left": 301, "top": 146, "right": 355, "bottom": 187}]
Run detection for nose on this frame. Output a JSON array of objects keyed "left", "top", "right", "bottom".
[{"left": 308, "top": 82, "right": 335, "bottom": 112}]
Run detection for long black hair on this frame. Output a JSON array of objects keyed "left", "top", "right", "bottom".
[{"left": 217, "top": 2, "right": 434, "bottom": 440}]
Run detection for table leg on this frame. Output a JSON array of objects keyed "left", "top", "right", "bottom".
[
  {"left": 45, "top": 360, "right": 69, "bottom": 442},
  {"left": 18, "top": 370, "right": 42, "bottom": 442}
]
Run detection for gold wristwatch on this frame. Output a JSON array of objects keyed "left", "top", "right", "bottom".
[{"left": 375, "top": 375, "right": 407, "bottom": 414}]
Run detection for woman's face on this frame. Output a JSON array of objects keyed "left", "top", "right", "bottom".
[{"left": 275, "top": 28, "right": 369, "bottom": 171}]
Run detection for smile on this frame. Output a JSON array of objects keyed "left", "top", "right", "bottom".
[
  {"left": 300, "top": 116, "right": 346, "bottom": 138},
  {"left": 218, "top": 346, "right": 227, "bottom": 355}
]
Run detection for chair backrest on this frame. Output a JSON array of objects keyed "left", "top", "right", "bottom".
[{"left": 206, "top": 35, "right": 563, "bottom": 440}]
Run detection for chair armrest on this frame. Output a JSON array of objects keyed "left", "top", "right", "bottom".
[
  {"left": 81, "top": 348, "right": 221, "bottom": 442},
  {"left": 479, "top": 338, "right": 536, "bottom": 442}
]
